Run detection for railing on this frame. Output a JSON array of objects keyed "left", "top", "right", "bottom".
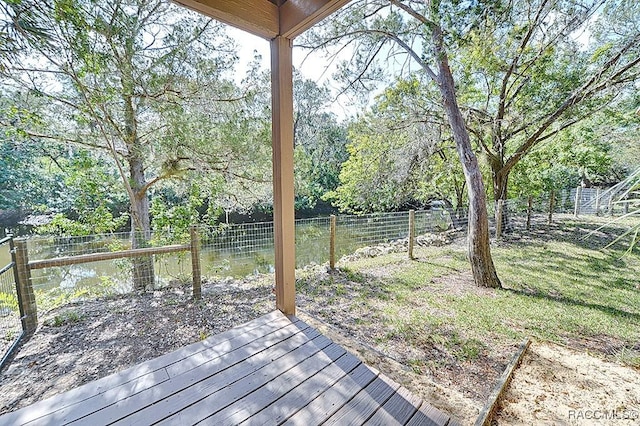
[
  {"left": 11, "top": 228, "right": 202, "bottom": 332},
  {"left": 8, "top": 186, "right": 637, "bottom": 330},
  {"left": 0, "top": 236, "right": 25, "bottom": 370}
]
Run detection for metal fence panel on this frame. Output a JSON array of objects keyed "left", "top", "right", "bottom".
[{"left": 0, "top": 237, "right": 23, "bottom": 369}]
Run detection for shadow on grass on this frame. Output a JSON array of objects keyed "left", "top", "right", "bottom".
[
  {"left": 505, "top": 215, "right": 639, "bottom": 253},
  {"left": 501, "top": 286, "right": 640, "bottom": 321}
]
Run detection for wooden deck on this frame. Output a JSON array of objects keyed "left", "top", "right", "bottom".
[{"left": 0, "top": 311, "right": 460, "bottom": 425}]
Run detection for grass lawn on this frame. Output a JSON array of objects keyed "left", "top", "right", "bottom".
[{"left": 297, "top": 214, "right": 640, "bottom": 403}]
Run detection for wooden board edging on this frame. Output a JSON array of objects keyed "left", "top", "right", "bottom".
[{"left": 474, "top": 337, "right": 531, "bottom": 426}]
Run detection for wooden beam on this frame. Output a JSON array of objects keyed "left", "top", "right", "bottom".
[
  {"left": 280, "top": 0, "right": 352, "bottom": 38},
  {"left": 173, "top": 0, "right": 279, "bottom": 40},
  {"left": 271, "top": 36, "right": 296, "bottom": 315}
]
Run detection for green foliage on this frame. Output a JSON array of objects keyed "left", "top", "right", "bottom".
[
  {"left": 328, "top": 128, "right": 412, "bottom": 213},
  {"left": 509, "top": 118, "right": 624, "bottom": 197},
  {"left": 2, "top": 0, "right": 258, "bottom": 240},
  {"left": 293, "top": 74, "right": 349, "bottom": 208},
  {"left": 37, "top": 208, "right": 128, "bottom": 236},
  {"left": 33, "top": 150, "right": 129, "bottom": 235},
  {"left": 0, "top": 94, "right": 56, "bottom": 210},
  {"left": 151, "top": 184, "right": 204, "bottom": 245},
  {"left": 327, "top": 77, "right": 466, "bottom": 213},
  {"left": 49, "top": 310, "right": 83, "bottom": 327},
  {"left": 309, "top": 0, "right": 640, "bottom": 204},
  {"left": 0, "top": 291, "right": 18, "bottom": 313}
]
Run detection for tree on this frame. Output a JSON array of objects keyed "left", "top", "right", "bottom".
[
  {"left": 1, "top": 0, "right": 239, "bottom": 290},
  {"left": 304, "top": 0, "right": 640, "bottom": 286},
  {"left": 0, "top": 91, "right": 52, "bottom": 211},
  {"left": 304, "top": 0, "right": 502, "bottom": 287},
  {"left": 328, "top": 77, "right": 466, "bottom": 213},
  {"left": 457, "top": 0, "right": 640, "bottom": 203},
  {"left": 292, "top": 73, "right": 348, "bottom": 208}
]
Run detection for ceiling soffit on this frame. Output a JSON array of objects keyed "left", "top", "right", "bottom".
[{"left": 173, "top": 0, "right": 352, "bottom": 40}]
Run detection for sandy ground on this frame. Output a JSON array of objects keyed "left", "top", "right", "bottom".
[{"left": 495, "top": 341, "right": 640, "bottom": 425}]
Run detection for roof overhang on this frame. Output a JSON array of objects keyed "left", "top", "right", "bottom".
[{"left": 173, "top": 0, "right": 352, "bottom": 40}]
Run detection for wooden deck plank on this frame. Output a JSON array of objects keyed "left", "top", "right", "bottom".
[
  {"left": 212, "top": 343, "right": 346, "bottom": 425},
  {"left": 282, "top": 362, "right": 379, "bottom": 426},
  {"left": 1, "top": 311, "right": 288, "bottom": 426},
  {"left": 364, "top": 385, "right": 422, "bottom": 426},
  {"left": 115, "top": 328, "right": 324, "bottom": 426},
  {"left": 156, "top": 335, "right": 335, "bottom": 425},
  {"left": 238, "top": 346, "right": 362, "bottom": 424},
  {"left": 0, "top": 311, "right": 457, "bottom": 426},
  {"left": 323, "top": 373, "right": 401, "bottom": 425},
  {"left": 23, "top": 369, "right": 171, "bottom": 426},
  {"left": 69, "top": 321, "right": 312, "bottom": 425},
  {"left": 163, "top": 315, "right": 296, "bottom": 378},
  {"left": 405, "top": 401, "right": 452, "bottom": 426}
]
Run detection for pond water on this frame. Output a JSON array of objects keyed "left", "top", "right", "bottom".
[{"left": 0, "top": 210, "right": 452, "bottom": 300}]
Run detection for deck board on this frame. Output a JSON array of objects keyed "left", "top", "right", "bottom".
[
  {"left": 151, "top": 333, "right": 332, "bottom": 425},
  {"left": 39, "top": 319, "right": 309, "bottom": 425},
  {"left": 282, "top": 362, "right": 379, "bottom": 425},
  {"left": 0, "top": 310, "right": 458, "bottom": 426},
  {"left": 364, "top": 385, "right": 422, "bottom": 426},
  {"left": 323, "top": 373, "right": 401, "bottom": 425},
  {"left": 243, "top": 350, "right": 363, "bottom": 425},
  {"left": 3, "top": 311, "right": 290, "bottom": 426},
  {"left": 405, "top": 401, "right": 452, "bottom": 426},
  {"left": 90, "top": 321, "right": 314, "bottom": 425}
]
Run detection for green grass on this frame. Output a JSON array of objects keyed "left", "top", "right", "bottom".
[
  {"left": 304, "top": 216, "right": 640, "bottom": 368},
  {"left": 47, "top": 310, "right": 84, "bottom": 327}
]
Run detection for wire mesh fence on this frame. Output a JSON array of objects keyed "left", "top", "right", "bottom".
[
  {"left": 0, "top": 237, "right": 23, "bottom": 369},
  {"left": 336, "top": 211, "right": 410, "bottom": 259},
  {"left": 22, "top": 231, "right": 189, "bottom": 312},
  {"left": 19, "top": 210, "right": 462, "bottom": 313},
  {"left": 487, "top": 185, "right": 639, "bottom": 236},
  {"left": 12, "top": 184, "right": 638, "bottom": 321}
]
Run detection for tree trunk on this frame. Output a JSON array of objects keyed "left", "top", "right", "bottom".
[
  {"left": 493, "top": 169, "right": 510, "bottom": 233},
  {"left": 129, "top": 154, "right": 155, "bottom": 291},
  {"left": 432, "top": 25, "right": 501, "bottom": 288},
  {"left": 123, "top": 82, "right": 155, "bottom": 291},
  {"left": 493, "top": 168, "right": 509, "bottom": 202}
]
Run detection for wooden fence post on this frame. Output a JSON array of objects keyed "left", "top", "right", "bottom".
[
  {"left": 408, "top": 210, "right": 415, "bottom": 260},
  {"left": 496, "top": 200, "right": 504, "bottom": 239},
  {"left": 574, "top": 186, "right": 582, "bottom": 217},
  {"left": 594, "top": 188, "right": 601, "bottom": 216},
  {"left": 329, "top": 215, "right": 336, "bottom": 270},
  {"left": 526, "top": 196, "right": 532, "bottom": 231},
  {"left": 608, "top": 195, "right": 614, "bottom": 216},
  {"left": 190, "top": 225, "right": 202, "bottom": 300},
  {"left": 548, "top": 191, "right": 555, "bottom": 225},
  {"left": 13, "top": 239, "right": 37, "bottom": 333}
]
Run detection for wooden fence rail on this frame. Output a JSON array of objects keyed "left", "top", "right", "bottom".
[
  {"left": 27, "top": 244, "right": 191, "bottom": 270},
  {"left": 11, "top": 231, "right": 203, "bottom": 334}
]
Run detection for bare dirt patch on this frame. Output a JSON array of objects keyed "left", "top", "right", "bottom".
[
  {"left": 0, "top": 277, "right": 273, "bottom": 415},
  {"left": 430, "top": 269, "right": 498, "bottom": 297},
  {"left": 495, "top": 341, "right": 640, "bottom": 425}
]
